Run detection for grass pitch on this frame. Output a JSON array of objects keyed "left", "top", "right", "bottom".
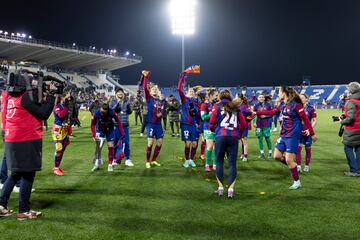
[{"left": 0, "top": 109, "right": 359, "bottom": 240}]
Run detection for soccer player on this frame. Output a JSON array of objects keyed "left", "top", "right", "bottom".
[
  {"left": 236, "top": 93, "right": 254, "bottom": 162},
  {"left": 90, "top": 102, "right": 125, "bottom": 172},
  {"left": 112, "top": 87, "right": 134, "bottom": 167},
  {"left": 296, "top": 94, "right": 317, "bottom": 173},
  {"left": 141, "top": 70, "right": 163, "bottom": 168},
  {"left": 209, "top": 90, "right": 246, "bottom": 198},
  {"left": 178, "top": 72, "right": 200, "bottom": 168},
  {"left": 201, "top": 88, "right": 218, "bottom": 171},
  {"left": 52, "top": 93, "right": 71, "bottom": 176},
  {"left": 253, "top": 94, "right": 273, "bottom": 159},
  {"left": 253, "top": 86, "right": 317, "bottom": 189}
]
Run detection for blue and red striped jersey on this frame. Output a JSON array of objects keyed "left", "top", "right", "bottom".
[
  {"left": 201, "top": 102, "right": 214, "bottom": 130},
  {"left": 178, "top": 73, "right": 200, "bottom": 126},
  {"left": 280, "top": 101, "right": 305, "bottom": 138},
  {"left": 209, "top": 103, "right": 246, "bottom": 138},
  {"left": 253, "top": 102, "right": 273, "bottom": 128},
  {"left": 53, "top": 104, "right": 69, "bottom": 126},
  {"left": 145, "top": 97, "right": 163, "bottom": 125},
  {"left": 141, "top": 75, "right": 163, "bottom": 125}
]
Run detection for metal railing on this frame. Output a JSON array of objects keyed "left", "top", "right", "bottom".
[{"left": 0, "top": 33, "right": 142, "bottom": 61}]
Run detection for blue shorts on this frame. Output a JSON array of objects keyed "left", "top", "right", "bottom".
[
  {"left": 146, "top": 124, "right": 164, "bottom": 139},
  {"left": 299, "top": 135, "right": 312, "bottom": 146},
  {"left": 96, "top": 130, "right": 115, "bottom": 142},
  {"left": 275, "top": 137, "right": 299, "bottom": 154},
  {"left": 242, "top": 126, "right": 249, "bottom": 138},
  {"left": 180, "top": 124, "right": 199, "bottom": 142}
]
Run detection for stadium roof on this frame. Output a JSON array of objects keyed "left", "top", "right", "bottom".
[{"left": 0, "top": 35, "right": 142, "bottom": 71}]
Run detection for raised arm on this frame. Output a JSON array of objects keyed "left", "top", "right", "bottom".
[
  {"left": 141, "top": 74, "right": 151, "bottom": 101},
  {"left": 177, "top": 73, "right": 187, "bottom": 103}
]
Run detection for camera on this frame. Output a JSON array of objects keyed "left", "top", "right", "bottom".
[
  {"left": 7, "top": 69, "right": 67, "bottom": 103},
  {"left": 332, "top": 114, "right": 345, "bottom": 122}
]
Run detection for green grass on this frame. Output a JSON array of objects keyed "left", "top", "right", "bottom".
[{"left": 0, "top": 109, "right": 359, "bottom": 240}]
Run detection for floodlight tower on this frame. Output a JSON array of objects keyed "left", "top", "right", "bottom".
[{"left": 170, "top": 0, "right": 196, "bottom": 71}]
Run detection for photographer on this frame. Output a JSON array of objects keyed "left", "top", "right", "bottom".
[
  {"left": 339, "top": 82, "right": 360, "bottom": 177},
  {"left": 0, "top": 71, "right": 57, "bottom": 219},
  {"left": 167, "top": 95, "right": 180, "bottom": 137}
]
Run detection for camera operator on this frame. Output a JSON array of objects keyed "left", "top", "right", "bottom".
[
  {"left": 0, "top": 71, "right": 58, "bottom": 219},
  {"left": 339, "top": 82, "right": 360, "bottom": 177}
]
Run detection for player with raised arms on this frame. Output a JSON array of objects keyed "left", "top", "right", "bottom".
[
  {"left": 141, "top": 70, "right": 164, "bottom": 169},
  {"left": 178, "top": 65, "right": 201, "bottom": 168}
]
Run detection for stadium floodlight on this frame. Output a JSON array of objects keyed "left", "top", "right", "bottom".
[{"left": 170, "top": 0, "right": 196, "bottom": 71}]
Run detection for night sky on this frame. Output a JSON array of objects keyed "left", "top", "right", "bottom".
[{"left": 1, "top": 0, "right": 360, "bottom": 87}]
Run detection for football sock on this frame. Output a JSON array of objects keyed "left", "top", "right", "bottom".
[
  {"left": 146, "top": 145, "right": 152, "bottom": 162},
  {"left": 152, "top": 145, "right": 162, "bottom": 162},
  {"left": 205, "top": 149, "right": 211, "bottom": 165},
  {"left": 108, "top": 147, "right": 114, "bottom": 165},
  {"left": 201, "top": 141, "right": 206, "bottom": 156},
  {"left": 265, "top": 137, "right": 272, "bottom": 150},
  {"left": 258, "top": 137, "right": 264, "bottom": 152},
  {"left": 184, "top": 146, "right": 190, "bottom": 160},
  {"left": 296, "top": 146, "right": 302, "bottom": 165},
  {"left": 290, "top": 167, "right": 300, "bottom": 181},
  {"left": 211, "top": 150, "right": 216, "bottom": 165},
  {"left": 305, "top": 146, "right": 312, "bottom": 166},
  {"left": 190, "top": 145, "right": 197, "bottom": 160}
]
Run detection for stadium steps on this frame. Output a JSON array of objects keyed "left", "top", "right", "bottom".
[
  {"left": 106, "top": 75, "right": 137, "bottom": 95},
  {"left": 326, "top": 85, "right": 340, "bottom": 102}
]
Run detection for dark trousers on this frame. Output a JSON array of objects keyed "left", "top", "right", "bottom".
[
  {"left": 162, "top": 117, "right": 167, "bottom": 131},
  {"left": 0, "top": 171, "right": 36, "bottom": 213},
  {"left": 134, "top": 111, "right": 143, "bottom": 126},
  {"left": 0, "top": 154, "right": 7, "bottom": 184},
  {"left": 170, "top": 121, "right": 179, "bottom": 134},
  {"left": 141, "top": 114, "right": 147, "bottom": 134},
  {"left": 215, "top": 137, "right": 239, "bottom": 187},
  {"left": 344, "top": 144, "right": 360, "bottom": 173}
]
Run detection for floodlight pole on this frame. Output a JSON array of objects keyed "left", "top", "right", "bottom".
[{"left": 182, "top": 34, "right": 185, "bottom": 72}]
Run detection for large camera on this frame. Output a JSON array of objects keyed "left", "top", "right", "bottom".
[
  {"left": 332, "top": 114, "right": 346, "bottom": 122},
  {"left": 7, "top": 69, "right": 67, "bottom": 103}
]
